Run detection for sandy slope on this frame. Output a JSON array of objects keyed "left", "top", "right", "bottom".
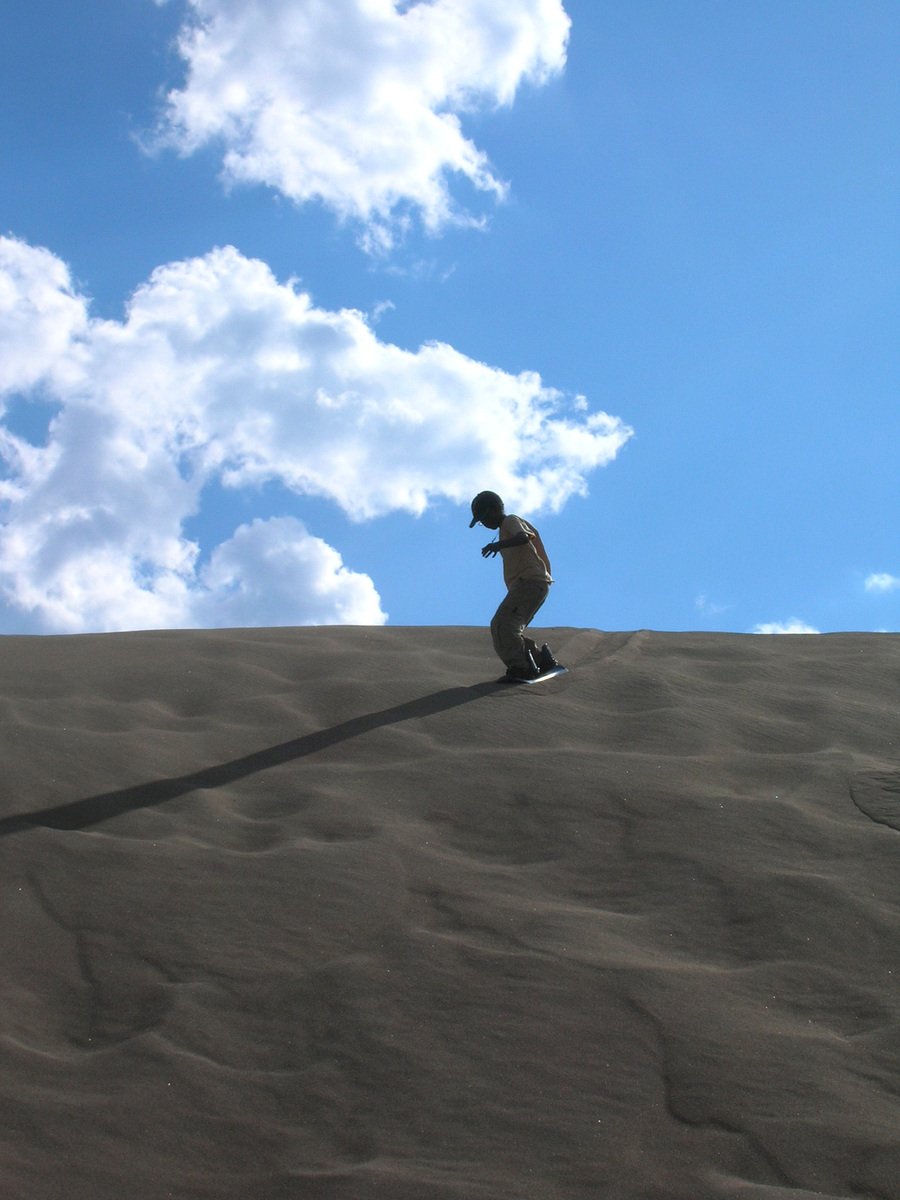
[{"left": 0, "top": 626, "right": 898, "bottom": 1200}]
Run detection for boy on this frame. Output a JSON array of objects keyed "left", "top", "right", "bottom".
[{"left": 469, "top": 490, "right": 560, "bottom": 680}]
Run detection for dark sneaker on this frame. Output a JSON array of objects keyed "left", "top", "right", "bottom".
[
  {"left": 538, "top": 644, "right": 559, "bottom": 672},
  {"left": 506, "top": 651, "right": 540, "bottom": 681}
]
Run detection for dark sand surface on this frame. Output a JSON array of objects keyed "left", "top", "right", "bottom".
[{"left": 1, "top": 626, "right": 899, "bottom": 1199}]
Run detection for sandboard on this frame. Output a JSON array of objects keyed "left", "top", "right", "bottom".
[{"left": 498, "top": 665, "right": 568, "bottom": 686}]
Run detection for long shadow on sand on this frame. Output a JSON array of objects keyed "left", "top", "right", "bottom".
[{"left": 0, "top": 682, "right": 502, "bottom": 837}]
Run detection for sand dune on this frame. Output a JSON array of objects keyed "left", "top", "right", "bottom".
[{"left": 1, "top": 626, "right": 898, "bottom": 1199}]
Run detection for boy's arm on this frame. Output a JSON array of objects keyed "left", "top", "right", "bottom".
[{"left": 481, "top": 531, "right": 532, "bottom": 558}]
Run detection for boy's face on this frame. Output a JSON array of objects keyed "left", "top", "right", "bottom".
[{"left": 478, "top": 505, "right": 503, "bottom": 530}]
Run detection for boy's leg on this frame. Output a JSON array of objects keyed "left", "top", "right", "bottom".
[{"left": 490, "top": 580, "right": 550, "bottom": 670}]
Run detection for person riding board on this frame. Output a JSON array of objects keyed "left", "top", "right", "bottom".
[{"left": 469, "top": 491, "right": 560, "bottom": 681}]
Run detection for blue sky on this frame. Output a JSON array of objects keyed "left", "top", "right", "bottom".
[{"left": 0, "top": 0, "right": 897, "bottom": 635}]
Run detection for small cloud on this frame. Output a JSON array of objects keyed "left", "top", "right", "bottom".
[
  {"left": 370, "top": 300, "right": 395, "bottom": 324},
  {"left": 695, "top": 592, "right": 731, "bottom": 617},
  {"left": 865, "top": 572, "right": 900, "bottom": 594},
  {"left": 195, "top": 517, "right": 387, "bottom": 628},
  {"left": 381, "top": 257, "right": 457, "bottom": 282},
  {"left": 751, "top": 619, "right": 820, "bottom": 635}
]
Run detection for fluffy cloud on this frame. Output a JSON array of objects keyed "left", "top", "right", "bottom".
[
  {"left": 194, "top": 517, "right": 386, "bottom": 627},
  {"left": 865, "top": 573, "right": 900, "bottom": 594},
  {"left": 0, "top": 235, "right": 630, "bottom": 632},
  {"left": 751, "top": 619, "right": 820, "bottom": 635},
  {"left": 159, "top": 0, "right": 570, "bottom": 247}
]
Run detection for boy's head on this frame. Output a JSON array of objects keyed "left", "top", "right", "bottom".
[{"left": 469, "top": 491, "right": 504, "bottom": 529}]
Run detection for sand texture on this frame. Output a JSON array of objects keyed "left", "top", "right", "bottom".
[{"left": 1, "top": 625, "right": 899, "bottom": 1200}]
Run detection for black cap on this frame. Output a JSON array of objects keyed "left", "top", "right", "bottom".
[{"left": 469, "top": 491, "right": 503, "bottom": 527}]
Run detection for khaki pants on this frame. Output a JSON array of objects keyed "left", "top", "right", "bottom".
[{"left": 491, "top": 578, "right": 550, "bottom": 670}]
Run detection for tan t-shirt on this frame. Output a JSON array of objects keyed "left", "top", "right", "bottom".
[{"left": 500, "top": 515, "right": 553, "bottom": 586}]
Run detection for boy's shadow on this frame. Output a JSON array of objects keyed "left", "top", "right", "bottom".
[{"left": 0, "top": 681, "right": 502, "bottom": 837}]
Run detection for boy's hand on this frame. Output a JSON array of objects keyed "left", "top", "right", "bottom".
[{"left": 481, "top": 531, "right": 528, "bottom": 558}]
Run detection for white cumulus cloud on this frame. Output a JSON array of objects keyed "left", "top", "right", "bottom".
[
  {"left": 0, "top": 235, "right": 630, "bottom": 632},
  {"left": 751, "top": 619, "right": 820, "bottom": 635},
  {"left": 158, "top": 0, "right": 571, "bottom": 247},
  {"left": 0, "top": 237, "right": 88, "bottom": 394},
  {"left": 194, "top": 517, "right": 386, "bottom": 627},
  {"left": 865, "top": 573, "right": 900, "bottom": 594}
]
